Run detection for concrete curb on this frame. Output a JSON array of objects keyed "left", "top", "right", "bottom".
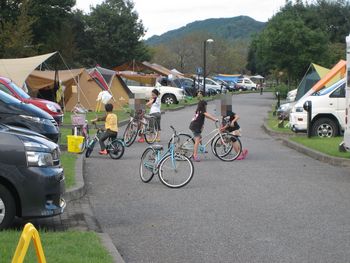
[
  {"left": 99, "top": 233, "right": 126, "bottom": 263},
  {"left": 63, "top": 154, "right": 86, "bottom": 202},
  {"left": 262, "top": 121, "right": 350, "bottom": 167}
]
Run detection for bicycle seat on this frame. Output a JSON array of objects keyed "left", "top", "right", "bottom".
[{"left": 153, "top": 145, "right": 163, "bottom": 151}]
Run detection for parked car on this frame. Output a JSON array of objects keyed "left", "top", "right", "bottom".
[
  {"left": 214, "top": 79, "right": 235, "bottom": 92},
  {"left": 286, "top": 89, "right": 297, "bottom": 102},
  {"left": 289, "top": 78, "right": 345, "bottom": 137},
  {"left": 0, "top": 77, "right": 64, "bottom": 125},
  {"left": 236, "top": 78, "right": 257, "bottom": 91},
  {"left": 0, "top": 123, "right": 65, "bottom": 229},
  {"left": 173, "top": 78, "right": 197, "bottom": 97},
  {"left": 0, "top": 90, "right": 59, "bottom": 142},
  {"left": 198, "top": 78, "right": 227, "bottom": 94},
  {"left": 128, "top": 82, "right": 185, "bottom": 104}
]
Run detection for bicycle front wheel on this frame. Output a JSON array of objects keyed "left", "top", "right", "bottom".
[
  {"left": 85, "top": 139, "right": 96, "bottom": 158},
  {"left": 123, "top": 121, "right": 138, "bottom": 147},
  {"left": 213, "top": 134, "right": 242, "bottom": 161},
  {"left": 108, "top": 140, "right": 125, "bottom": 159},
  {"left": 144, "top": 117, "right": 158, "bottom": 144},
  {"left": 139, "top": 147, "right": 156, "bottom": 183},
  {"left": 158, "top": 154, "right": 194, "bottom": 188}
]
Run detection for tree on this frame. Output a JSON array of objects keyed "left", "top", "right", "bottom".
[
  {"left": 83, "top": 0, "right": 150, "bottom": 68},
  {"left": 0, "top": 0, "right": 36, "bottom": 58}
]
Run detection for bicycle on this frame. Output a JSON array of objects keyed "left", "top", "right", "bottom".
[
  {"left": 123, "top": 109, "right": 159, "bottom": 147},
  {"left": 85, "top": 123, "right": 125, "bottom": 159},
  {"left": 169, "top": 121, "right": 242, "bottom": 162},
  {"left": 139, "top": 126, "right": 194, "bottom": 188}
]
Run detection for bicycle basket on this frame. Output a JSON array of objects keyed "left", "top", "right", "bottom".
[{"left": 71, "top": 114, "right": 86, "bottom": 126}]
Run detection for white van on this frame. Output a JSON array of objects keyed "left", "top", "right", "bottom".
[
  {"left": 236, "top": 78, "right": 257, "bottom": 90},
  {"left": 289, "top": 78, "right": 345, "bottom": 137}
]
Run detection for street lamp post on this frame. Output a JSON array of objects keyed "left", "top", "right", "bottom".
[{"left": 203, "top": 39, "right": 214, "bottom": 96}]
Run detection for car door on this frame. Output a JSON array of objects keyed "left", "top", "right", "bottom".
[{"left": 329, "top": 83, "right": 346, "bottom": 128}]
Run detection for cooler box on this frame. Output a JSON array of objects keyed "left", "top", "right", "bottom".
[{"left": 67, "top": 135, "right": 84, "bottom": 153}]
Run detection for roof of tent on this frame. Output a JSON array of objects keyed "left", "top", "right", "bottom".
[{"left": 0, "top": 52, "right": 57, "bottom": 87}]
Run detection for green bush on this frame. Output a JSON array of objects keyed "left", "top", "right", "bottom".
[{"left": 274, "top": 84, "right": 290, "bottom": 99}]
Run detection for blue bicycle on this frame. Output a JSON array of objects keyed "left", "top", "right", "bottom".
[{"left": 139, "top": 126, "right": 194, "bottom": 188}]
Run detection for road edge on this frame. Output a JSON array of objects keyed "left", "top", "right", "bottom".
[{"left": 262, "top": 121, "right": 350, "bottom": 167}]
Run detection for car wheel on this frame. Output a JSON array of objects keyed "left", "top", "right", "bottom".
[
  {"left": 163, "top": 94, "right": 177, "bottom": 105},
  {"left": 0, "top": 185, "right": 16, "bottom": 230},
  {"left": 312, "top": 118, "right": 338, "bottom": 138}
]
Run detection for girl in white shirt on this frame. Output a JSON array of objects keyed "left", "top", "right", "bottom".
[{"left": 146, "top": 89, "right": 161, "bottom": 141}]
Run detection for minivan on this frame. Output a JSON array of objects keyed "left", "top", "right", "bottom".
[
  {"left": 0, "top": 123, "right": 65, "bottom": 229},
  {"left": 0, "top": 90, "right": 59, "bottom": 142}
]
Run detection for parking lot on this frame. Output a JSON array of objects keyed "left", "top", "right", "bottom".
[{"left": 84, "top": 93, "right": 350, "bottom": 263}]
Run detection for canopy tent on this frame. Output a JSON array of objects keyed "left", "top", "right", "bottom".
[
  {"left": 251, "top": 75, "right": 264, "bottom": 80},
  {"left": 27, "top": 68, "right": 131, "bottom": 111},
  {"left": 0, "top": 52, "right": 56, "bottom": 87},
  {"left": 114, "top": 61, "right": 148, "bottom": 73},
  {"left": 295, "top": 63, "right": 330, "bottom": 101},
  {"left": 299, "top": 60, "right": 346, "bottom": 101},
  {"left": 214, "top": 74, "right": 243, "bottom": 83}
]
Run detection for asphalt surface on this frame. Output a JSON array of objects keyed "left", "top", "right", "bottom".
[{"left": 86, "top": 93, "right": 350, "bottom": 263}]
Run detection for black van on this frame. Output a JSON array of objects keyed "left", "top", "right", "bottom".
[
  {"left": 0, "top": 123, "right": 65, "bottom": 229},
  {"left": 0, "top": 90, "right": 59, "bottom": 142}
]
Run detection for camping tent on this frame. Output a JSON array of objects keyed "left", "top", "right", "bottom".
[
  {"left": 299, "top": 60, "right": 346, "bottom": 101},
  {"left": 27, "top": 68, "right": 131, "bottom": 111},
  {"left": 0, "top": 52, "right": 56, "bottom": 87},
  {"left": 295, "top": 63, "right": 330, "bottom": 101}
]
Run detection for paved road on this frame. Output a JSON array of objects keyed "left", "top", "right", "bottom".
[{"left": 86, "top": 93, "right": 350, "bottom": 263}]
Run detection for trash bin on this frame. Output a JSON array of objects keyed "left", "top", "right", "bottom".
[{"left": 67, "top": 135, "right": 84, "bottom": 153}]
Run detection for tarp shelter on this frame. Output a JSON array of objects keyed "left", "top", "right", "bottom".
[
  {"left": 27, "top": 68, "right": 132, "bottom": 111},
  {"left": 295, "top": 63, "right": 330, "bottom": 101},
  {"left": 299, "top": 60, "right": 346, "bottom": 101},
  {"left": 0, "top": 52, "right": 56, "bottom": 87},
  {"left": 118, "top": 71, "right": 158, "bottom": 86}
]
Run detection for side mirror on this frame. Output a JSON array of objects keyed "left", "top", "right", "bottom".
[{"left": 303, "top": 101, "right": 312, "bottom": 112}]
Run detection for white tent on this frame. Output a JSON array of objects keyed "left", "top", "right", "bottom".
[{"left": 0, "top": 52, "right": 56, "bottom": 87}]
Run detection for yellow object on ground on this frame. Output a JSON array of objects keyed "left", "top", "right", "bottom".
[
  {"left": 67, "top": 135, "right": 85, "bottom": 153},
  {"left": 11, "top": 223, "right": 46, "bottom": 263}
]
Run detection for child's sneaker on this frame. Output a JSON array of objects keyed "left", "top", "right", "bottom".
[
  {"left": 138, "top": 137, "right": 145, "bottom": 143},
  {"left": 236, "top": 154, "right": 244, "bottom": 160},
  {"left": 242, "top": 149, "right": 248, "bottom": 158},
  {"left": 99, "top": 149, "right": 108, "bottom": 155},
  {"left": 192, "top": 155, "right": 201, "bottom": 162}
]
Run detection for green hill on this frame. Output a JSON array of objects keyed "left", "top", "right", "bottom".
[{"left": 146, "top": 16, "right": 266, "bottom": 46}]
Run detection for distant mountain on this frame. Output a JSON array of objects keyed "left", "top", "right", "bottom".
[{"left": 146, "top": 16, "right": 266, "bottom": 46}]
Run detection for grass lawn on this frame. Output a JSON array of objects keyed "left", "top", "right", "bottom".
[
  {"left": 60, "top": 152, "right": 77, "bottom": 188},
  {"left": 290, "top": 136, "right": 350, "bottom": 158},
  {"left": 267, "top": 110, "right": 294, "bottom": 134},
  {"left": 1, "top": 230, "right": 113, "bottom": 263}
]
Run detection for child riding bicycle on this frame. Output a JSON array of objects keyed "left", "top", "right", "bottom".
[{"left": 91, "top": 103, "right": 118, "bottom": 155}]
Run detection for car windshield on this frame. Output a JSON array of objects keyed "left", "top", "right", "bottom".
[
  {"left": 0, "top": 89, "right": 22, "bottom": 104},
  {"left": 314, "top": 80, "right": 345, "bottom": 96},
  {"left": 9, "top": 82, "right": 30, "bottom": 99}
]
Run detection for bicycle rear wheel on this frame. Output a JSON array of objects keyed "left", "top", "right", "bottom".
[
  {"left": 168, "top": 133, "right": 194, "bottom": 158},
  {"left": 213, "top": 134, "right": 242, "bottom": 161},
  {"left": 144, "top": 117, "right": 158, "bottom": 144},
  {"left": 158, "top": 154, "right": 194, "bottom": 188},
  {"left": 123, "top": 121, "right": 138, "bottom": 147},
  {"left": 139, "top": 147, "right": 156, "bottom": 183},
  {"left": 108, "top": 140, "right": 125, "bottom": 159}
]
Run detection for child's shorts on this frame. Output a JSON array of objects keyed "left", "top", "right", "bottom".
[{"left": 191, "top": 129, "right": 202, "bottom": 138}]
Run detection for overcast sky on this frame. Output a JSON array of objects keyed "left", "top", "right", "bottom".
[{"left": 75, "top": 0, "right": 286, "bottom": 38}]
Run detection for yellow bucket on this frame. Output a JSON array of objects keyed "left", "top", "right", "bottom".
[{"left": 67, "top": 135, "right": 85, "bottom": 153}]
